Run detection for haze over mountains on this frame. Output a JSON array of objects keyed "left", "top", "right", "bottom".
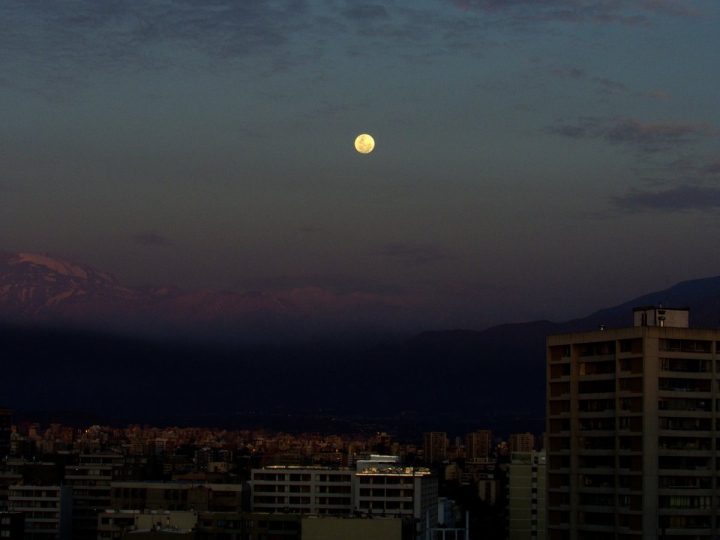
[
  {"left": 0, "top": 252, "right": 413, "bottom": 344},
  {"left": 3, "top": 252, "right": 720, "bottom": 434}
]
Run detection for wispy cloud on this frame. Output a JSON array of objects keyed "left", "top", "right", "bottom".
[
  {"left": 550, "top": 65, "right": 671, "bottom": 99},
  {"left": 0, "top": 0, "right": 474, "bottom": 92},
  {"left": 613, "top": 184, "right": 720, "bottom": 211},
  {"left": 592, "top": 77, "right": 628, "bottom": 95},
  {"left": 341, "top": 4, "right": 389, "bottom": 22},
  {"left": 131, "top": 231, "right": 172, "bottom": 247},
  {"left": 545, "top": 117, "right": 717, "bottom": 153},
  {"left": 449, "top": 0, "right": 701, "bottom": 25},
  {"left": 606, "top": 119, "right": 715, "bottom": 151},
  {"left": 543, "top": 116, "right": 604, "bottom": 139},
  {"left": 551, "top": 66, "right": 587, "bottom": 80}
]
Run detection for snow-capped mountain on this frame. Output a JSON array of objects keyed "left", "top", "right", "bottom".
[
  {"left": 0, "top": 252, "right": 408, "bottom": 342},
  {"left": 0, "top": 252, "right": 137, "bottom": 313}
]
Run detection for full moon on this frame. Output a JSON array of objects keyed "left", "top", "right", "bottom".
[{"left": 354, "top": 134, "right": 375, "bottom": 154}]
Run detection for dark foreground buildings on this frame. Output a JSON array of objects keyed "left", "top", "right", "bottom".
[{"left": 548, "top": 306, "right": 719, "bottom": 540}]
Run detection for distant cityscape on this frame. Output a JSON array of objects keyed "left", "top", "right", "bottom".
[
  {"left": 4, "top": 305, "right": 720, "bottom": 540},
  {"left": 0, "top": 406, "right": 540, "bottom": 540}
]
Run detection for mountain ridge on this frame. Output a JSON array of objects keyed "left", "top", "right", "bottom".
[
  {"left": 0, "top": 252, "right": 411, "bottom": 344},
  {"left": 4, "top": 251, "right": 720, "bottom": 431}
]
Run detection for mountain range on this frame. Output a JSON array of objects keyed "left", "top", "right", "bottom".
[
  {"left": 3, "top": 251, "right": 720, "bottom": 435},
  {"left": 0, "top": 252, "right": 413, "bottom": 344}
]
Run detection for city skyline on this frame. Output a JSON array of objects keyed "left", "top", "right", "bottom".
[{"left": 1, "top": 0, "right": 719, "bottom": 332}]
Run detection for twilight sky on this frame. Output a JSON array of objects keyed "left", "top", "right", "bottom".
[{"left": 1, "top": 0, "right": 719, "bottom": 331}]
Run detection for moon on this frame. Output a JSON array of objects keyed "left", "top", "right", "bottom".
[{"left": 354, "top": 134, "right": 375, "bottom": 154}]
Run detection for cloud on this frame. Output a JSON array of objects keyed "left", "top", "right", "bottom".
[
  {"left": 449, "top": 0, "right": 701, "bottom": 25},
  {"left": 0, "top": 0, "right": 318, "bottom": 86},
  {"left": 551, "top": 67, "right": 587, "bottom": 79},
  {"left": 341, "top": 4, "right": 389, "bottom": 22},
  {"left": 0, "top": 0, "right": 472, "bottom": 92},
  {"left": 550, "top": 65, "right": 667, "bottom": 99},
  {"left": 605, "top": 119, "right": 715, "bottom": 151},
  {"left": 131, "top": 231, "right": 172, "bottom": 247},
  {"left": 543, "top": 116, "right": 604, "bottom": 139},
  {"left": 374, "top": 243, "right": 455, "bottom": 266},
  {"left": 591, "top": 77, "right": 627, "bottom": 95},
  {"left": 665, "top": 157, "right": 720, "bottom": 177},
  {"left": 701, "top": 160, "right": 720, "bottom": 176},
  {"left": 545, "top": 117, "right": 717, "bottom": 153},
  {"left": 612, "top": 184, "right": 720, "bottom": 211}
]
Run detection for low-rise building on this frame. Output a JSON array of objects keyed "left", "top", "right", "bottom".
[
  {"left": 301, "top": 515, "right": 403, "bottom": 540},
  {"left": 251, "top": 467, "right": 353, "bottom": 514},
  {"left": 111, "top": 482, "right": 245, "bottom": 513}
]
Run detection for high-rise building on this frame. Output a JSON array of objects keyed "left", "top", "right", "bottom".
[
  {"left": 423, "top": 432, "right": 447, "bottom": 464},
  {"left": 0, "top": 408, "right": 11, "bottom": 459},
  {"left": 65, "top": 452, "right": 125, "bottom": 540},
  {"left": 466, "top": 430, "right": 492, "bottom": 460},
  {"left": 507, "top": 451, "right": 546, "bottom": 540},
  {"left": 546, "top": 306, "right": 718, "bottom": 540},
  {"left": 510, "top": 433, "right": 535, "bottom": 454}
]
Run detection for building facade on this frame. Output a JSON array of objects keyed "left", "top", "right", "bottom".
[
  {"left": 0, "top": 511, "right": 25, "bottom": 539},
  {"left": 250, "top": 459, "right": 438, "bottom": 538},
  {"left": 8, "top": 485, "right": 73, "bottom": 540},
  {"left": 65, "top": 452, "right": 124, "bottom": 540},
  {"left": 423, "top": 432, "right": 447, "bottom": 464},
  {"left": 466, "top": 430, "right": 492, "bottom": 460},
  {"left": 510, "top": 433, "right": 535, "bottom": 454},
  {"left": 507, "top": 451, "right": 546, "bottom": 540},
  {"left": 0, "top": 409, "right": 11, "bottom": 460},
  {"left": 251, "top": 467, "right": 353, "bottom": 515},
  {"left": 111, "top": 482, "right": 245, "bottom": 513},
  {"left": 547, "top": 306, "right": 718, "bottom": 540}
]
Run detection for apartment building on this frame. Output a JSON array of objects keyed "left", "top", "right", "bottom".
[
  {"left": 8, "top": 485, "right": 73, "bottom": 540},
  {"left": 355, "top": 459, "right": 438, "bottom": 538},
  {"left": 507, "top": 451, "right": 546, "bottom": 540},
  {"left": 302, "top": 515, "right": 403, "bottom": 540},
  {"left": 250, "top": 458, "right": 438, "bottom": 537},
  {"left": 466, "top": 430, "right": 492, "bottom": 460},
  {"left": 0, "top": 408, "right": 11, "bottom": 459},
  {"left": 547, "top": 306, "right": 719, "bottom": 540},
  {"left": 510, "top": 433, "right": 535, "bottom": 454},
  {"left": 98, "top": 510, "right": 302, "bottom": 540},
  {"left": 64, "top": 451, "right": 124, "bottom": 540},
  {"left": 111, "top": 481, "right": 245, "bottom": 513},
  {"left": 251, "top": 467, "right": 354, "bottom": 514},
  {"left": 0, "top": 511, "right": 24, "bottom": 539},
  {"left": 423, "top": 432, "right": 447, "bottom": 464}
]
